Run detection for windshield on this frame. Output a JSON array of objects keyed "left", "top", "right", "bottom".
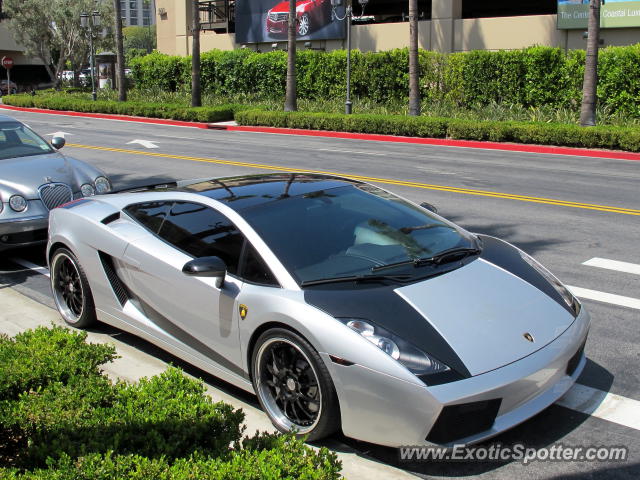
[
  {"left": 0, "top": 121, "right": 54, "bottom": 160},
  {"left": 242, "top": 184, "right": 477, "bottom": 285}
]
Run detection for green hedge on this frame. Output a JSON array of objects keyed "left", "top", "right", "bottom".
[
  {"left": 2, "top": 94, "right": 238, "bottom": 123},
  {"left": 131, "top": 45, "right": 640, "bottom": 115},
  {"left": 235, "top": 109, "right": 640, "bottom": 152},
  {"left": 0, "top": 327, "right": 342, "bottom": 479}
]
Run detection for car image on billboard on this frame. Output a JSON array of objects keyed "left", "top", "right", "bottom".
[{"left": 236, "top": 0, "right": 346, "bottom": 44}]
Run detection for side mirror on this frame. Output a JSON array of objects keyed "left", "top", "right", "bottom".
[
  {"left": 51, "top": 137, "right": 66, "bottom": 150},
  {"left": 182, "top": 256, "right": 226, "bottom": 288},
  {"left": 420, "top": 202, "right": 438, "bottom": 214}
]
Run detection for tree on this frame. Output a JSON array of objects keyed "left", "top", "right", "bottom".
[
  {"left": 114, "top": 0, "right": 126, "bottom": 101},
  {"left": 284, "top": 0, "right": 297, "bottom": 112},
  {"left": 191, "top": 0, "right": 201, "bottom": 107},
  {"left": 4, "top": 0, "right": 113, "bottom": 86},
  {"left": 580, "top": 0, "right": 601, "bottom": 127},
  {"left": 408, "top": 0, "right": 420, "bottom": 116},
  {"left": 123, "top": 25, "right": 156, "bottom": 53}
]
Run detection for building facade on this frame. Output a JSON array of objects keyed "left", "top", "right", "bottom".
[
  {"left": 156, "top": 0, "right": 640, "bottom": 56},
  {"left": 121, "top": 0, "right": 157, "bottom": 27}
]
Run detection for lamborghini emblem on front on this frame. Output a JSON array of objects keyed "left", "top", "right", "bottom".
[
  {"left": 239, "top": 304, "right": 248, "bottom": 320},
  {"left": 523, "top": 332, "right": 534, "bottom": 343}
]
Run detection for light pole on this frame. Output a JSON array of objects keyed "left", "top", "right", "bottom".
[
  {"left": 333, "top": 0, "right": 368, "bottom": 114},
  {"left": 80, "top": 11, "right": 101, "bottom": 101}
]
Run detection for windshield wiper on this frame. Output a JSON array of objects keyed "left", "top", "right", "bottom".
[
  {"left": 371, "top": 247, "right": 481, "bottom": 273},
  {"left": 301, "top": 273, "right": 412, "bottom": 287}
]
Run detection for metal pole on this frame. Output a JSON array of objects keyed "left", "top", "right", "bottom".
[
  {"left": 6, "top": 69, "right": 10, "bottom": 95},
  {"left": 345, "top": 0, "right": 352, "bottom": 115},
  {"left": 90, "top": 25, "right": 97, "bottom": 101}
]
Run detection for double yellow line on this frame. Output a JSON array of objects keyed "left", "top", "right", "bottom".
[{"left": 67, "top": 143, "right": 640, "bottom": 217}]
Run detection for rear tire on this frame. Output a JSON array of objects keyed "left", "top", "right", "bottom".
[
  {"left": 50, "top": 247, "right": 97, "bottom": 328},
  {"left": 252, "top": 328, "right": 340, "bottom": 441}
]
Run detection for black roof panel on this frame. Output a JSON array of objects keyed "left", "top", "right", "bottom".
[{"left": 179, "top": 173, "right": 361, "bottom": 211}]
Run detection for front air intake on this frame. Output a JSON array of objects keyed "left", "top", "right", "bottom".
[{"left": 426, "top": 399, "right": 502, "bottom": 444}]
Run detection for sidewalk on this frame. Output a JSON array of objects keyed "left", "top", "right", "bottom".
[{"left": 0, "top": 285, "right": 415, "bottom": 480}]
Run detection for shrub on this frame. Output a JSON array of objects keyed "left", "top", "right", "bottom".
[
  {"left": 2, "top": 94, "right": 237, "bottom": 123},
  {"left": 235, "top": 109, "right": 640, "bottom": 152},
  {"left": 0, "top": 326, "right": 116, "bottom": 402},
  {"left": 4, "top": 368, "right": 244, "bottom": 467}
]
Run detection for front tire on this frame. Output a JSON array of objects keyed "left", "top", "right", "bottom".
[
  {"left": 50, "top": 247, "right": 96, "bottom": 328},
  {"left": 252, "top": 328, "right": 340, "bottom": 441}
]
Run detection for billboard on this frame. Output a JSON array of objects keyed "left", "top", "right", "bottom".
[
  {"left": 235, "top": 0, "right": 347, "bottom": 44},
  {"left": 558, "top": 0, "right": 640, "bottom": 29}
]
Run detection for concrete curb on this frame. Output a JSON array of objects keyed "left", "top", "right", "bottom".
[{"left": 0, "top": 285, "right": 415, "bottom": 480}]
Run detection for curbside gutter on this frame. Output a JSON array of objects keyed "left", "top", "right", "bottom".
[{"left": 2, "top": 103, "right": 640, "bottom": 161}]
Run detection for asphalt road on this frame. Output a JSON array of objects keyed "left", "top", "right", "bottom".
[{"left": 1, "top": 110, "right": 638, "bottom": 479}]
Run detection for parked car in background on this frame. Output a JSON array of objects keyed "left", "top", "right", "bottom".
[
  {"left": 0, "top": 79, "right": 18, "bottom": 95},
  {"left": 0, "top": 114, "right": 111, "bottom": 250}
]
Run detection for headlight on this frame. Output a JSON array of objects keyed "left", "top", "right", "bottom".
[
  {"left": 341, "top": 318, "right": 450, "bottom": 376},
  {"left": 81, "top": 183, "right": 96, "bottom": 197},
  {"left": 9, "top": 195, "right": 27, "bottom": 212},
  {"left": 519, "top": 250, "right": 580, "bottom": 315},
  {"left": 94, "top": 176, "right": 111, "bottom": 194}
]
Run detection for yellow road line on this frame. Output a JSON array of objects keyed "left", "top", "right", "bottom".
[{"left": 67, "top": 143, "right": 640, "bottom": 216}]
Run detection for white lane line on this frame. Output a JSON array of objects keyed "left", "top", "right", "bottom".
[
  {"left": 11, "top": 259, "right": 50, "bottom": 278},
  {"left": 566, "top": 285, "right": 640, "bottom": 310},
  {"left": 558, "top": 383, "right": 640, "bottom": 431},
  {"left": 583, "top": 257, "right": 640, "bottom": 276}
]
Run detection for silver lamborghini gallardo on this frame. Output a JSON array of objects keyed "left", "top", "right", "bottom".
[{"left": 47, "top": 173, "right": 589, "bottom": 447}]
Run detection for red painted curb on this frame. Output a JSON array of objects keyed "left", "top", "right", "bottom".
[
  {"left": 0, "top": 104, "right": 211, "bottom": 129},
  {"left": 227, "top": 125, "right": 640, "bottom": 162}
]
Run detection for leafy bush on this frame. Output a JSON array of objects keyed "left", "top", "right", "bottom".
[
  {"left": 2, "top": 93, "right": 238, "bottom": 123},
  {"left": 0, "top": 326, "right": 116, "bottom": 402},
  {"left": 235, "top": 109, "right": 640, "bottom": 152},
  {"left": 1, "top": 435, "right": 342, "bottom": 480},
  {"left": 4, "top": 368, "right": 244, "bottom": 467},
  {"left": 0, "top": 327, "right": 342, "bottom": 479},
  {"left": 129, "top": 45, "right": 640, "bottom": 115}
]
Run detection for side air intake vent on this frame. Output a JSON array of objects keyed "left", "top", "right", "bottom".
[
  {"left": 101, "top": 212, "right": 120, "bottom": 225},
  {"left": 98, "top": 251, "right": 130, "bottom": 306}
]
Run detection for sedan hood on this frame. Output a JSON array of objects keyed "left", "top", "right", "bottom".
[
  {"left": 0, "top": 153, "right": 89, "bottom": 198},
  {"left": 394, "top": 258, "right": 575, "bottom": 376}
]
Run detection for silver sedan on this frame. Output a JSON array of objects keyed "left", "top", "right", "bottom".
[{"left": 0, "top": 114, "right": 111, "bottom": 250}]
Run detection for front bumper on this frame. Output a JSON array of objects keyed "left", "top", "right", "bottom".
[
  {"left": 324, "top": 308, "right": 590, "bottom": 447},
  {"left": 267, "top": 19, "right": 288, "bottom": 34},
  {"left": 0, "top": 208, "right": 49, "bottom": 250}
]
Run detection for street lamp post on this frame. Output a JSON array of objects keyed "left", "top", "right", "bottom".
[
  {"left": 80, "top": 11, "right": 101, "bottom": 101},
  {"left": 333, "top": 0, "right": 368, "bottom": 115}
]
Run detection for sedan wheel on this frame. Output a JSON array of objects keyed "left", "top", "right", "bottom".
[
  {"left": 252, "top": 328, "right": 339, "bottom": 441},
  {"left": 298, "top": 13, "right": 310, "bottom": 36},
  {"left": 51, "top": 248, "right": 96, "bottom": 328}
]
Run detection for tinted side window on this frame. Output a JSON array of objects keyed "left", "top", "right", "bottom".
[
  {"left": 125, "top": 201, "right": 172, "bottom": 234},
  {"left": 241, "top": 242, "right": 279, "bottom": 287},
  {"left": 158, "top": 202, "right": 243, "bottom": 274}
]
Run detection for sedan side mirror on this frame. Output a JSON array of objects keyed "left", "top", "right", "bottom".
[
  {"left": 182, "top": 256, "right": 226, "bottom": 288},
  {"left": 51, "top": 137, "right": 66, "bottom": 150},
  {"left": 420, "top": 202, "right": 438, "bottom": 214}
]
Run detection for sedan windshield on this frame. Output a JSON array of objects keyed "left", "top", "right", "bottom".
[
  {"left": 0, "top": 121, "right": 54, "bottom": 160},
  {"left": 242, "top": 183, "right": 478, "bottom": 285}
]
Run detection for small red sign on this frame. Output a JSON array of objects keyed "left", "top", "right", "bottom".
[{"left": 1, "top": 56, "right": 14, "bottom": 70}]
